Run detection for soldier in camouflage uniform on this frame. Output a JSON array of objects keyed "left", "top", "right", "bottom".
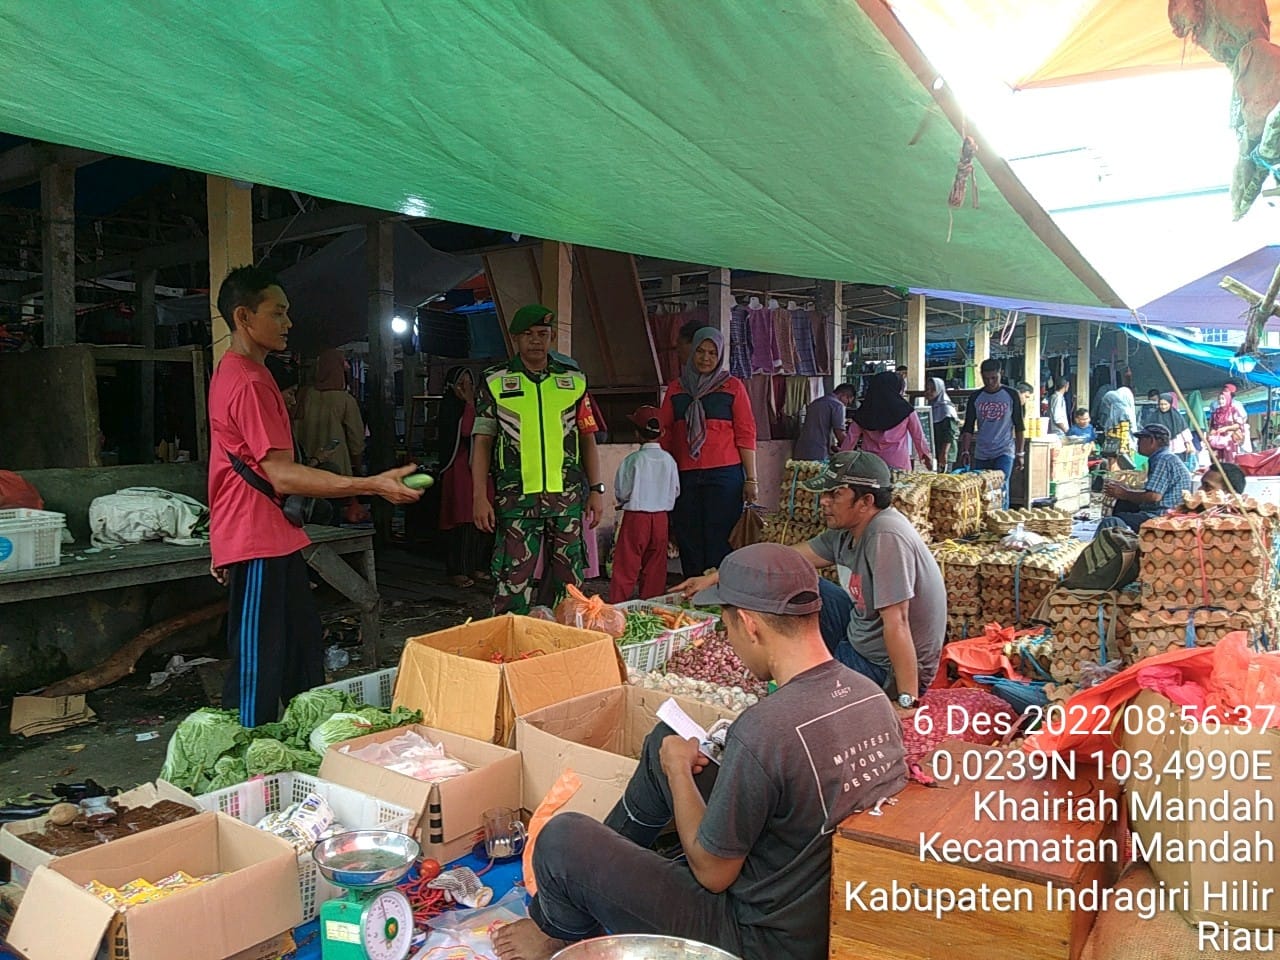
[{"left": 472, "top": 304, "right": 606, "bottom": 614}]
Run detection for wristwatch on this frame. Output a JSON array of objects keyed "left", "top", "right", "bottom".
[
  {"left": 588, "top": 482, "right": 606, "bottom": 494},
  {"left": 897, "top": 693, "right": 919, "bottom": 709}
]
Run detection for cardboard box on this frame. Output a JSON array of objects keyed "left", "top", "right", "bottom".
[
  {"left": 1122, "top": 689, "right": 1280, "bottom": 928},
  {"left": 516, "top": 685, "right": 741, "bottom": 819},
  {"left": 7, "top": 811, "right": 301, "bottom": 960},
  {"left": 0, "top": 780, "right": 201, "bottom": 887},
  {"left": 393, "top": 614, "right": 625, "bottom": 744},
  {"left": 318, "top": 723, "right": 521, "bottom": 865}
]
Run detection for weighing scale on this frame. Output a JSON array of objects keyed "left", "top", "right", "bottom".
[{"left": 313, "top": 829, "right": 421, "bottom": 960}]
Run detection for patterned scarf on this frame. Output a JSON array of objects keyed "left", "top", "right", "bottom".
[{"left": 679, "top": 326, "right": 731, "bottom": 460}]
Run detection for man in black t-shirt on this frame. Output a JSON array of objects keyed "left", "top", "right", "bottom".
[{"left": 493, "top": 544, "right": 907, "bottom": 960}]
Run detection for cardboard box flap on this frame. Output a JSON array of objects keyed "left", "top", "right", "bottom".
[
  {"left": 518, "top": 688, "right": 628, "bottom": 752},
  {"left": 508, "top": 616, "right": 610, "bottom": 654},
  {"left": 49, "top": 811, "right": 221, "bottom": 887},
  {"left": 8, "top": 864, "right": 115, "bottom": 960},
  {"left": 395, "top": 643, "right": 504, "bottom": 742},
  {"left": 430, "top": 729, "right": 523, "bottom": 843},
  {"left": 505, "top": 637, "right": 625, "bottom": 722}
]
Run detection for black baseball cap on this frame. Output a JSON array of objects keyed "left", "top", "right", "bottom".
[
  {"left": 800, "top": 451, "right": 893, "bottom": 492},
  {"left": 1132, "top": 423, "right": 1171, "bottom": 442},
  {"left": 692, "top": 543, "right": 822, "bottom": 615}
]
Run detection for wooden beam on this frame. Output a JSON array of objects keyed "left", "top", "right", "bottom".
[
  {"left": 540, "top": 240, "right": 573, "bottom": 356},
  {"left": 366, "top": 220, "right": 396, "bottom": 541},
  {"left": 815, "top": 280, "right": 844, "bottom": 390},
  {"left": 0, "top": 142, "right": 105, "bottom": 194},
  {"left": 1075, "top": 321, "right": 1091, "bottom": 417},
  {"left": 905, "top": 294, "right": 927, "bottom": 393},
  {"left": 856, "top": 0, "right": 1125, "bottom": 310},
  {"left": 707, "top": 267, "right": 733, "bottom": 349},
  {"left": 969, "top": 308, "right": 991, "bottom": 388},
  {"left": 40, "top": 162, "right": 76, "bottom": 345},
  {"left": 206, "top": 176, "right": 253, "bottom": 366},
  {"left": 1024, "top": 314, "right": 1042, "bottom": 421}
]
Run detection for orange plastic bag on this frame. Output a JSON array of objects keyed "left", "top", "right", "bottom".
[
  {"left": 554, "top": 584, "right": 626, "bottom": 638},
  {"left": 523, "top": 769, "right": 582, "bottom": 896},
  {"left": 930, "top": 622, "right": 1040, "bottom": 688}
]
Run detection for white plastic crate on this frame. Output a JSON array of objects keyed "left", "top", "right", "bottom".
[
  {"left": 616, "top": 600, "right": 718, "bottom": 673},
  {"left": 0, "top": 508, "right": 65, "bottom": 574},
  {"left": 313, "top": 666, "right": 398, "bottom": 708},
  {"left": 195, "top": 772, "right": 414, "bottom": 920}
]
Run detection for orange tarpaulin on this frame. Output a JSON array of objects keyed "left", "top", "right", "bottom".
[{"left": 890, "top": 0, "right": 1280, "bottom": 89}]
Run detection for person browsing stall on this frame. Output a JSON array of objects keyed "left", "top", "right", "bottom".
[
  {"left": 793, "top": 383, "right": 854, "bottom": 461},
  {"left": 1100, "top": 423, "right": 1192, "bottom": 533},
  {"left": 207, "top": 266, "right": 421, "bottom": 728},
  {"left": 658, "top": 326, "right": 758, "bottom": 578},
  {"left": 609, "top": 405, "right": 680, "bottom": 603},
  {"left": 959, "top": 358, "right": 1025, "bottom": 507},
  {"left": 676, "top": 451, "right": 945, "bottom": 709},
  {"left": 471, "top": 304, "right": 606, "bottom": 614},
  {"left": 838, "top": 371, "right": 933, "bottom": 471},
  {"left": 1047, "top": 377, "right": 1071, "bottom": 435},
  {"left": 494, "top": 543, "right": 907, "bottom": 960},
  {"left": 924, "top": 377, "right": 960, "bottom": 470}
]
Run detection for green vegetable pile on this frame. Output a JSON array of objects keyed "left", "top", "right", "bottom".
[
  {"left": 618, "top": 611, "right": 667, "bottom": 647},
  {"left": 159, "top": 689, "right": 419, "bottom": 794}
]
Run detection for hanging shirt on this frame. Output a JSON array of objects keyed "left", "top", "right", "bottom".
[
  {"left": 614, "top": 443, "right": 680, "bottom": 513},
  {"left": 729, "top": 304, "right": 753, "bottom": 381},
  {"left": 747, "top": 305, "right": 780, "bottom": 375}
]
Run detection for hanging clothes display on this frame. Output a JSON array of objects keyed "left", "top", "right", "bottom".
[
  {"left": 773, "top": 302, "right": 798, "bottom": 375},
  {"left": 648, "top": 306, "right": 706, "bottom": 383},
  {"left": 745, "top": 374, "right": 775, "bottom": 441},
  {"left": 747, "top": 298, "right": 780, "bottom": 375},
  {"left": 728, "top": 303, "right": 752, "bottom": 381},
  {"left": 812, "top": 307, "right": 833, "bottom": 376},
  {"left": 792, "top": 307, "right": 819, "bottom": 375}
]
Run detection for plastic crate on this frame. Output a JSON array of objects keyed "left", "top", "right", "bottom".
[
  {"left": 0, "top": 508, "right": 65, "bottom": 574},
  {"left": 616, "top": 601, "right": 718, "bottom": 673},
  {"left": 196, "top": 772, "right": 414, "bottom": 921},
  {"left": 312, "top": 666, "right": 398, "bottom": 708}
]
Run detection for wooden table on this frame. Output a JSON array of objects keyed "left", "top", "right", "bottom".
[
  {"left": 0, "top": 526, "right": 383, "bottom": 663},
  {"left": 829, "top": 748, "right": 1117, "bottom": 960}
]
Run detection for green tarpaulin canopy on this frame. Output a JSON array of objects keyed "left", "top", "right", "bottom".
[{"left": 0, "top": 1, "right": 1122, "bottom": 307}]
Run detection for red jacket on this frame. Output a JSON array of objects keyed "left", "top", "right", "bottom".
[{"left": 658, "top": 376, "right": 756, "bottom": 472}]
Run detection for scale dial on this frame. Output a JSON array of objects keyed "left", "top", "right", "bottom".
[{"left": 361, "top": 889, "right": 414, "bottom": 960}]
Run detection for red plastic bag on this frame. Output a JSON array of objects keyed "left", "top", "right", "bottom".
[
  {"left": 930, "top": 622, "right": 1041, "bottom": 689},
  {"left": 554, "top": 584, "right": 627, "bottom": 638},
  {"left": 0, "top": 471, "right": 43, "bottom": 509}
]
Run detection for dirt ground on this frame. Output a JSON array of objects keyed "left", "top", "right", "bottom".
[{"left": 0, "top": 554, "right": 499, "bottom": 802}]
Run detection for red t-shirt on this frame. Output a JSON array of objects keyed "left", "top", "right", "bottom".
[
  {"left": 207, "top": 352, "right": 310, "bottom": 567},
  {"left": 658, "top": 375, "right": 756, "bottom": 471}
]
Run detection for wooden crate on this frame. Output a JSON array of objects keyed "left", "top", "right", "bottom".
[{"left": 829, "top": 749, "right": 1114, "bottom": 960}]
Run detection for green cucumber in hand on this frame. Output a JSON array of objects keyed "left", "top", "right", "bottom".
[{"left": 403, "top": 472, "right": 434, "bottom": 490}]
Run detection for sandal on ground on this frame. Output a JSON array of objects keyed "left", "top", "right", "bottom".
[{"left": 447, "top": 575, "right": 475, "bottom": 588}]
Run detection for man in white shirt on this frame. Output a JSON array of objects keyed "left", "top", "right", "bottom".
[
  {"left": 1047, "top": 377, "right": 1070, "bottom": 435},
  {"left": 609, "top": 405, "right": 681, "bottom": 602}
]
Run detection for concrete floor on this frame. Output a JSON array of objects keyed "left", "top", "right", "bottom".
[{"left": 0, "top": 548, "right": 500, "bottom": 802}]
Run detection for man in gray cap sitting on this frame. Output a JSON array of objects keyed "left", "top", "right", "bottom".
[
  {"left": 677, "top": 450, "right": 945, "bottom": 713},
  {"left": 494, "top": 543, "right": 906, "bottom": 960},
  {"left": 1100, "top": 422, "right": 1191, "bottom": 532}
]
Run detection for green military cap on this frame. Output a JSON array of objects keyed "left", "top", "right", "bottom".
[{"left": 510, "top": 304, "right": 556, "bottom": 334}]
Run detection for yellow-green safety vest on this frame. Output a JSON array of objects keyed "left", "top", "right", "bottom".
[{"left": 486, "top": 367, "right": 587, "bottom": 495}]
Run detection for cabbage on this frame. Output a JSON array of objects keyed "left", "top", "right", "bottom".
[
  {"left": 308, "top": 713, "right": 377, "bottom": 755},
  {"left": 280, "top": 688, "right": 355, "bottom": 741},
  {"left": 159, "top": 708, "right": 248, "bottom": 792},
  {"left": 245, "top": 737, "right": 321, "bottom": 777},
  {"left": 205, "top": 755, "right": 249, "bottom": 792}
]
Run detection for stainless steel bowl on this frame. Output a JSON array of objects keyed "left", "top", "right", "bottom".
[
  {"left": 312, "top": 829, "right": 420, "bottom": 889},
  {"left": 551, "top": 935, "right": 742, "bottom": 960}
]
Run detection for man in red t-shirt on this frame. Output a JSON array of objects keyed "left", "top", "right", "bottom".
[{"left": 209, "top": 266, "right": 422, "bottom": 727}]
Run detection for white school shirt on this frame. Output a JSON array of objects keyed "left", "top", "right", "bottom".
[{"left": 614, "top": 443, "right": 681, "bottom": 513}]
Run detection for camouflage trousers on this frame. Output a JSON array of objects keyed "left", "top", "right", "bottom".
[{"left": 492, "top": 498, "right": 585, "bottom": 616}]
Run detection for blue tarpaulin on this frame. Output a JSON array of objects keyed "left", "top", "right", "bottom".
[{"left": 1118, "top": 324, "right": 1280, "bottom": 389}]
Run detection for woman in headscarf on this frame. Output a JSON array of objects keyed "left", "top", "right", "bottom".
[
  {"left": 838, "top": 370, "right": 934, "bottom": 472},
  {"left": 1208, "top": 384, "right": 1248, "bottom": 463},
  {"left": 924, "top": 377, "right": 959, "bottom": 470},
  {"left": 296, "top": 349, "right": 365, "bottom": 476},
  {"left": 658, "top": 326, "right": 757, "bottom": 578},
  {"left": 437, "top": 366, "right": 495, "bottom": 587},
  {"left": 1096, "top": 387, "right": 1135, "bottom": 463},
  {"left": 1148, "top": 392, "right": 1194, "bottom": 460}
]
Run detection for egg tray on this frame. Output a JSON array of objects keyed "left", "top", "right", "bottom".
[{"left": 1120, "top": 608, "right": 1260, "bottom": 663}]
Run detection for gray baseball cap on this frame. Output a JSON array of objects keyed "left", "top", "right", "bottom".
[
  {"left": 800, "top": 450, "right": 893, "bottom": 492},
  {"left": 692, "top": 543, "right": 822, "bottom": 615}
]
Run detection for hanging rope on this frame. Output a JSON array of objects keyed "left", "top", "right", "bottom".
[{"left": 948, "top": 135, "right": 979, "bottom": 210}]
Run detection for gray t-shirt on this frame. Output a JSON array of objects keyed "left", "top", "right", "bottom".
[
  {"left": 793, "top": 394, "right": 846, "bottom": 461},
  {"left": 808, "top": 507, "right": 946, "bottom": 691},
  {"left": 698, "top": 659, "right": 906, "bottom": 960},
  {"left": 961, "top": 385, "right": 1023, "bottom": 459}
]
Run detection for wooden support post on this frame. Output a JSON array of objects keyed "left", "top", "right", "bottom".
[
  {"left": 1024, "top": 314, "right": 1042, "bottom": 417},
  {"left": 137, "top": 267, "right": 157, "bottom": 461},
  {"left": 970, "top": 309, "right": 991, "bottom": 388},
  {"left": 906, "top": 294, "right": 926, "bottom": 393},
  {"left": 707, "top": 267, "right": 732, "bottom": 348},
  {"left": 366, "top": 220, "right": 397, "bottom": 542},
  {"left": 540, "top": 240, "right": 573, "bottom": 357},
  {"left": 40, "top": 161, "right": 76, "bottom": 345},
  {"left": 815, "top": 280, "right": 844, "bottom": 390},
  {"left": 206, "top": 176, "right": 253, "bottom": 365},
  {"left": 1075, "top": 321, "right": 1091, "bottom": 417}
]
